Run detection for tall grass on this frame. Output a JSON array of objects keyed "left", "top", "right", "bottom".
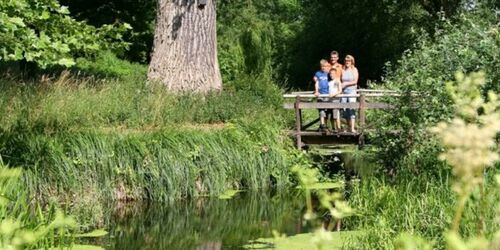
[
  {"left": 341, "top": 170, "right": 499, "bottom": 249},
  {"left": 5, "top": 121, "right": 292, "bottom": 204},
  {"left": 0, "top": 71, "right": 283, "bottom": 132},
  {"left": 0, "top": 62, "right": 294, "bottom": 205}
]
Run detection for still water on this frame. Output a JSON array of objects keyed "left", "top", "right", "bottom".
[{"left": 92, "top": 192, "right": 315, "bottom": 250}]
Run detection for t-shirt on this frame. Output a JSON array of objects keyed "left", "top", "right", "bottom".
[
  {"left": 328, "top": 80, "right": 341, "bottom": 96},
  {"left": 330, "top": 63, "right": 343, "bottom": 79},
  {"left": 342, "top": 67, "right": 356, "bottom": 92},
  {"left": 315, "top": 71, "right": 329, "bottom": 94}
]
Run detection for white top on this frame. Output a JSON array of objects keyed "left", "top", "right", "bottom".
[{"left": 328, "top": 80, "right": 341, "bottom": 96}]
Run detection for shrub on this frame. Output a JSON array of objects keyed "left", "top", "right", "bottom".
[{"left": 373, "top": 9, "right": 499, "bottom": 176}]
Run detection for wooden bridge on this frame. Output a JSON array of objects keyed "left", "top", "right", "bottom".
[{"left": 283, "top": 89, "right": 400, "bottom": 149}]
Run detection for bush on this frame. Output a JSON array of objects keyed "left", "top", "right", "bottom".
[
  {"left": 74, "top": 51, "right": 147, "bottom": 79},
  {"left": 373, "top": 9, "right": 499, "bottom": 176}
]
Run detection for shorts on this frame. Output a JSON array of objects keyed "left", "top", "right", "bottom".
[
  {"left": 318, "top": 98, "right": 333, "bottom": 119},
  {"left": 331, "top": 99, "right": 340, "bottom": 119},
  {"left": 341, "top": 88, "right": 356, "bottom": 119}
]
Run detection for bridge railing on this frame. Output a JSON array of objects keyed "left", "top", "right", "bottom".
[{"left": 283, "top": 89, "right": 399, "bottom": 148}]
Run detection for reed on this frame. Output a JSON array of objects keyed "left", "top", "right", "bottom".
[
  {"left": 341, "top": 169, "right": 499, "bottom": 249},
  {"left": 0, "top": 71, "right": 294, "bottom": 205}
]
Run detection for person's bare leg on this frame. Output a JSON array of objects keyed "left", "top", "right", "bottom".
[
  {"left": 349, "top": 118, "right": 356, "bottom": 133},
  {"left": 335, "top": 117, "right": 341, "bottom": 131}
]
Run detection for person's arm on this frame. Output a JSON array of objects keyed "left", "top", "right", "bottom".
[
  {"left": 314, "top": 76, "right": 319, "bottom": 96},
  {"left": 352, "top": 68, "right": 359, "bottom": 88},
  {"left": 336, "top": 80, "right": 342, "bottom": 95}
]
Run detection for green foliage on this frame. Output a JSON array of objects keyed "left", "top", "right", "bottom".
[
  {"left": 372, "top": 9, "right": 499, "bottom": 175},
  {"left": 1, "top": 121, "right": 292, "bottom": 203},
  {"left": 0, "top": 0, "right": 130, "bottom": 68},
  {"left": 60, "top": 0, "right": 156, "bottom": 63},
  {"left": 245, "top": 231, "right": 360, "bottom": 250},
  {"left": 343, "top": 171, "right": 499, "bottom": 249},
  {"left": 75, "top": 51, "right": 147, "bottom": 79},
  {"left": 346, "top": 71, "right": 500, "bottom": 249},
  {"left": 0, "top": 163, "right": 76, "bottom": 249},
  {"left": 0, "top": 69, "right": 294, "bottom": 203},
  {"left": 217, "top": 0, "right": 303, "bottom": 84},
  {"left": 0, "top": 66, "right": 286, "bottom": 132},
  {"left": 280, "top": 0, "right": 461, "bottom": 88}
]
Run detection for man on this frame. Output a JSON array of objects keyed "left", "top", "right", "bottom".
[{"left": 329, "top": 51, "right": 343, "bottom": 79}]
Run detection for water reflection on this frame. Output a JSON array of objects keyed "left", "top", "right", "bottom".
[{"left": 98, "top": 192, "right": 312, "bottom": 250}]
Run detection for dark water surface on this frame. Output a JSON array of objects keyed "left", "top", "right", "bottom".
[{"left": 95, "top": 192, "right": 314, "bottom": 250}]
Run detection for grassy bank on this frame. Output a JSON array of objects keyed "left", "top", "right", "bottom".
[
  {"left": 0, "top": 57, "right": 295, "bottom": 204},
  {"left": 6, "top": 123, "right": 292, "bottom": 203}
]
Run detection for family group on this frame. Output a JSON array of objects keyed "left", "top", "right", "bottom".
[{"left": 313, "top": 51, "right": 359, "bottom": 133}]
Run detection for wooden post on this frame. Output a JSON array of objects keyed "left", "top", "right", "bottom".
[
  {"left": 294, "top": 96, "right": 302, "bottom": 149},
  {"left": 358, "top": 93, "right": 366, "bottom": 148},
  {"left": 299, "top": 108, "right": 303, "bottom": 130},
  {"left": 359, "top": 93, "right": 366, "bottom": 130}
]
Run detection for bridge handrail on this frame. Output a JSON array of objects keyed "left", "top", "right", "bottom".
[
  {"left": 284, "top": 89, "right": 403, "bottom": 98},
  {"left": 283, "top": 93, "right": 401, "bottom": 98},
  {"left": 285, "top": 89, "right": 408, "bottom": 149}
]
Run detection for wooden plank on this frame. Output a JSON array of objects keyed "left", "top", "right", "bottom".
[
  {"left": 299, "top": 108, "right": 303, "bottom": 130},
  {"left": 283, "top": 93, "right": 401, "bottom": 98},
  {"left": 300, "top": 133, "right": 360, "bottom": 145},
  {"left": 294, "top": 96, "right": 302, "bottom": 149},
  {"left": 290, "top": 89, "right": 400, "bottom": 95},
  {"left": 359, "top": 94, "right": 366, "bottom": 131},
  {"left": 283, "top": 94, "right": 358, "bottom": 98},
  {"left": 301, "top": 118, "right": 320, "bottom": 130},
  {"left": 291, "top": 91, "right": 314, "bottom": 95},
  {"left": 283, "top": 102, "right": 393, "bottom": 109},
  {"left": 289, "top": 130, "right": 360, "bottom": 136},
  {"left": 358, "top": 89, "right": 400, "bottom": 93}
]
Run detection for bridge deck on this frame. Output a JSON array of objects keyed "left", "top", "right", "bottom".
[{"left": 284, "top": 89, "right": 398, "bottom": 149}]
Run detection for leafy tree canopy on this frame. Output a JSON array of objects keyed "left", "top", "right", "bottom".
[{"left": 0, "top": 0, "right": 130, "bottom": 68}]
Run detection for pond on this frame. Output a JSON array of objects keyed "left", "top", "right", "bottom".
[{"left": 90, "top": 192, "right": 317, "bottom": 250}]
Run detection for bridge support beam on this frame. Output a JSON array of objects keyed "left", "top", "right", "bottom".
[
  {"left": 294, "top": 96, "right": 302, "bottom": 149},
  {"left": 358, "top": 93, "right": 366, "bottom": 149}
]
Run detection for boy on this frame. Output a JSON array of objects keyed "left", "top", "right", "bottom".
[
  {"left": 314, "top": 59, "right": 331, "bottom": 131},
  {"left": 328, "top": 67, "right": 342, "bottom": 131}
]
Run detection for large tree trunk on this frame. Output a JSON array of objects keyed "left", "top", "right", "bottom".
[{"left": 148, "top": 0, "right": 222, "bottom": 92}]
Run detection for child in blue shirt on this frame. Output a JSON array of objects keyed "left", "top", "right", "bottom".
[{"left": 314, "top": 59, "right": 332, "bottom": 131}]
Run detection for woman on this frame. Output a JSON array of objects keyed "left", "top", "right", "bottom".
[{"left": 341, "top": 55, "right": 359, "bottom": 133}]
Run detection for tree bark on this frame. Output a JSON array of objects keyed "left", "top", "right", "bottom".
[{"left": 148, "top": 0, "right": 222, "bottom": 92}]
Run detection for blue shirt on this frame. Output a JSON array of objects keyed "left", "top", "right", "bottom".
[{"left": 315, "top": 71, "right": 329, "bottom": 94}]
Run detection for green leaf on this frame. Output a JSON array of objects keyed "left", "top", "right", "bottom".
[
  {"left": 123, "top": 23, "right": 133, "bottom": 30},
  {"left": 41, "top": 11, "right": 50, "bottom": 20},
  {"left": 57, "top": 58, "right": 76, "bottom": 67},
  {"left": 58, "top": 6, "right": 70, "bottom": 14},
  {"left": 51, "top": 244, "right": 104, "bottom": 250},
  {"left": 244, "top": 231, "right": 361, "bottom": 250},
  {"left": 297, "top": 182, "right": 343, "bottom": 190},
  {"left": 74, "top": 229, "right": 108, "bottom": 238},
  {"left": 218, "top": 189, "right": 241, "bottom": 199},
  {"left": 9, "top": 17, "right": 25, "bottom": 27}
]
